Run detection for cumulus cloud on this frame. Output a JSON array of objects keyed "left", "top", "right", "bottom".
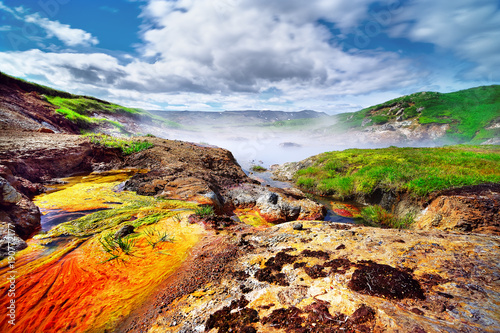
[
  {"left": 136, "top": 0, "right": 420, "bottom": 95},
  {"left": 389, "top": 0, "right": 500, "bottom": 80},
  {"left": 0, "top": 0, "right": 451, "bottom": 111}
]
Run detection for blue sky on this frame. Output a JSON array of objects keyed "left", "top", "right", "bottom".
[{"left": 0, "top": 0, "right": 499, "bottom": 113}]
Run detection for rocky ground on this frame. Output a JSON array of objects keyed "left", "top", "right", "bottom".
[{"left": 123, "top": 221, "right": 500, "bottom": 333}]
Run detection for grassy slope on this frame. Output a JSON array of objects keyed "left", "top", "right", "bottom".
[
  {"left": 295, "top": 145, "right": 500, "bottom": 198},
  {"left": 331, "top": 85, "right": 500, "bottom": 144},
  {"left": 0, "top": 71, "right": 181, "bottom": 132}
]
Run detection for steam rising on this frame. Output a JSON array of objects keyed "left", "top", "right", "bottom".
[{"left": 141, "top": 110, "right": 445, "bottom": 171}]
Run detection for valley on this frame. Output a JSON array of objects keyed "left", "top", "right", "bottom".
[{"left": 0, "top": 72, "right": 499, "bottom": 333}]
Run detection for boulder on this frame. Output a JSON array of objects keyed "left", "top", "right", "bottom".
[
  {"left": 0, "top": 176, "right": 41, "bottom": 239},
  {"left": 224, "top": 184, "right": 325, "bottom": 223},
  {"left": 0, "top": 176, "right": 21, "bottom": 204},
  {"left": 414, "top": 184, "right": 500, "bottom": 235}
]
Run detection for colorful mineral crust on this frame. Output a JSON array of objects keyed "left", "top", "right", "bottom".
[{"left": 0, "top": 171, "right": 205, "bottom": 333}]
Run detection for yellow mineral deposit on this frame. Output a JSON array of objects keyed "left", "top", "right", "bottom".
[{"left": 0, "top": 171, "right": 205, "bottom": 333}]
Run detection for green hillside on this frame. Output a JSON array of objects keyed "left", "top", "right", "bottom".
[
  {"left": 0, "top": 71, "right": 181, "bottom": 132},
  {"left": 332, "top": 85, "right": 500, "bottom": 144}
]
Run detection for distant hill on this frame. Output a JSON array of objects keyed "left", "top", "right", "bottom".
[
  {"left": 150, "top": 109, "right": 328, "bottom": 128},
  {"left": 331, "top": 86, "right": 500, "bottom": 144}
]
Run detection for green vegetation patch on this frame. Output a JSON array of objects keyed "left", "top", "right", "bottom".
[
  {"left": 46, "top": 95, "right": 145, "bottom": 131},
  {"left": 41, "top": 196, "right": 195, "bottom": 239},
  {"left": 194, "top": 205, "right": 215, "bottom": 218},
  {"left": 251, "top": 165, "right": 267, "bottom": 172},
  {"left": 46, "top": 96, "right": 142, "bottom": 116},
  {"left": 84, "top": 133, "right": 153, "bottom": 155},
  {"left": 360, "top": 205, "right": 414, "bottom": 229},
  {"left": 294, "top": 145, "right": 500, "bottom": 198},
  {"left": 329, "top": 85, "right": 500, "bottom": 144}
]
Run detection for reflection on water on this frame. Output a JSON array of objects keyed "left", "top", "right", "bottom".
[{"left": 40, "top": 208, "right": 111, "bottom": 231}]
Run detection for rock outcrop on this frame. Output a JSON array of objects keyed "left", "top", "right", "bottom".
[
  {"left": 0, "top": 176, "right": 40, "bottom": 240},
  {"left": 134, "top": 221, "right": 500, "bottom": 333},
  {"left": 224, "top": 184, "right": 325, "bottom": 223},
  {"left": 415, "top": 184, "right": 500, "bottom": 235}
]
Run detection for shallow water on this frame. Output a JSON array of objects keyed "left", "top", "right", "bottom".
[{"left": 0, "top": 170, "right": 204, "bottom": 333}]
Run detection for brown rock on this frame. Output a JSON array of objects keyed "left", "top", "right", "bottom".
[
  {"left": 139, "top": 221, "right": 500, "bottom": 333},
  {"left": 415, "top": 184, "right": 500, "bottom": 235}
]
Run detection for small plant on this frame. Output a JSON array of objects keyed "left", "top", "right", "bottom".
[
  {"left": 361, "top": 205, "right": 395, "bottom": 227},
  {"left": 144, "top": 228, "right": 174, "bottom": 249},
  {"left": 360, "top": 205, "right": 414, "bottom": 229},
  {"left": 172, "top": 213, "right": 182, "bottom": 223},
  {"left": 251, "top": 165, "right": 267, "bottom": 172},
  {"left": 194, "top": 205, "right": 215, "bottom": 218},
  {"left": 99, "top": 233, "right": 136, "bottom": 262}
]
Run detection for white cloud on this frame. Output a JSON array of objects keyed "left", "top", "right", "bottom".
[
  {"left": 135, "top": 0, "right": 421, "bottom": 95},
  {"left": 3, "top": 0, "right": 472, "bottom": 112},
  {"left": 25, "top": 13, "right": 99, "bottom": 47},
  {"left": 389, "top": 0, "right": 500, "bottom": 80},
  {"left": 0, "top": 25, "right": 11, "bottom": 31},
  {"left": 0, "top": 1, "right": 22, "bottom": 19}
]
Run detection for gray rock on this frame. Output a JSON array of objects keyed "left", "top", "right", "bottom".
[
  {"left": 293, "top": 223, "right": 304, "bottom": 231},
  {"left": 0, "top": 177, "right": 22, "bottom": 205},
  {"left": 361, "top": 118, "right": 372, "bottom": 127},
  {"left": 257, "top": 192, "right": 279, "bottom": 205}
]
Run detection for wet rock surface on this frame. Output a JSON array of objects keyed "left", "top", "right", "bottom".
[
  {"left": 0, "top": 175, "right": 41, "bottom": 239},
  {"left": 224, "top": 184, "right": 326, "bottom": 223},
  {"left": 141, "top": 221, "right": 500, "bottom": 333}
]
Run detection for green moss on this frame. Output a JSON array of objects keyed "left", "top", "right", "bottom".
[
  {"left": 131, "top": 212, "right": 176, "bottom": 228},
  {"left": 56, "top": 107, "right": 96, "bottom": 127},
  {"left": 293, "top": 145, "right": 500, "bottom": 198},
  {"left": 194, "top": 205, "right": 215, "bottom": 218},
  {"left": 84, "top": 133, "right": 153, "bottom": 155},
  {"left": 46, "top": 96, "right": 142, "bottom": 116},
  {"left": 251, "top": 165, "right": 267, "bottom": 172}
]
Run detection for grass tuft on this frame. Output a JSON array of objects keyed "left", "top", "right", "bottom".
[
  {"left": 360, "top": 205, "right": 414, "bottom": 229},
  {"left": 144, "top": 228, "right": 174, "bottom": 249},
  {"left": 99, "top": 232, "right": 136, "bottom": 262},
  {"left": 194, "top": 205, "right": 215, "bottom": 218},
  {"left": 84, "top": 133, "right": 153, "bottom": 155}
]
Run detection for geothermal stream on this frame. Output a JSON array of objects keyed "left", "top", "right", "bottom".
[
  {"left": 0, "top": 139, "right": 360, "bottom": 333},
  {"left": 0, "top": 170, "right": 205, "bottom": 332}
]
